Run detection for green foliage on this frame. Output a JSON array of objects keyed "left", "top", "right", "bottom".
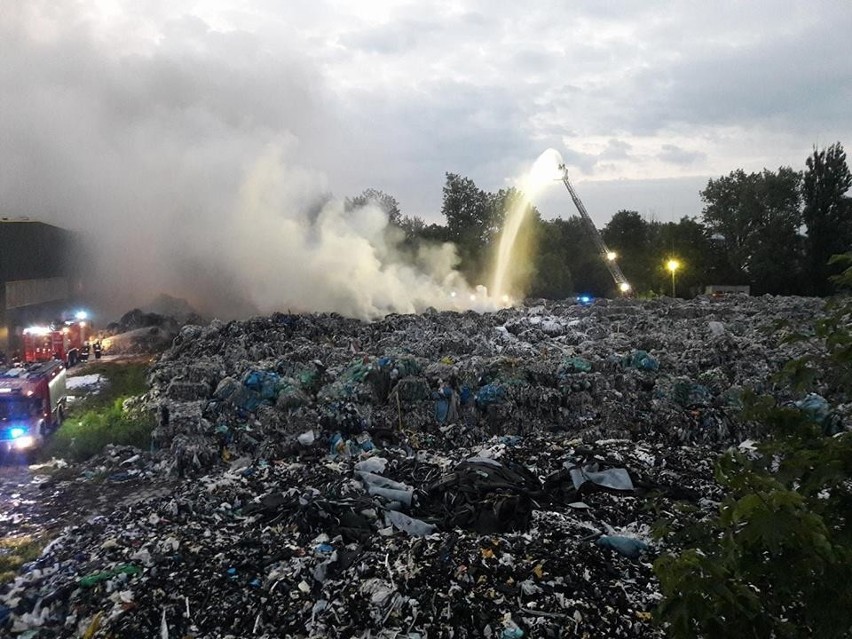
[
  {"left": 530, "top": 244, "right": 574, "bottom": 299},
  {"left": 654, "top": 279, "right": 852, "bottom": 637},
  {"left": 701, "top": 166, "right": 803, "bottom": 294},
  {"left": 41, "top": 362, "right": 155, "bottom": 462},
  {"left": 603, "top": 210, "right": 653, "bottom": 290},
  {"left": 775, "top": 260, "right": 852, "bottom": 400},
  {"left": 650, "top": 217, "right": 716, "bottom": 296},
  {"left": 538, "top": 216, "right": 611, "bottom": 297},
  {"left": 346, "top": 188, "right": 402, "bottom": 226},
  {"left": 74, "top": 361, "right": 150, "bottom": 409},
  {"left": 43, "top": 397, "right": 155, "bottom": 462},
  {"left": 397, "top": 214, "right": 426, "bottom": 240},
  {"left": 408, "top": 144, "right": 846, "bottom": 301},
  {"left": 0, "top": 536, "right": 45, "bottom": 584},
  {"left": 440, "top": 173, "right": 498, "bottom": 282},
  {"left": 804, "top": 143, "right": 852, "bottom": 295},
  {"left": 442, "top": 174, "right": 496, "bottom": 242}
]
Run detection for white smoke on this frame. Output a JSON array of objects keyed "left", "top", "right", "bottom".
[
  {"left": 0, "top": 4, "right": 479, "bottom": 320},
  {"left": 227, "top": 144, "right": 474, "bottom": 318}
]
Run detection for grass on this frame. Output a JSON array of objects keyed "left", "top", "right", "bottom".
[
  {"left": 71, "top": 361, "right": 152, "bottom": 409},
  {"left": 40, "top": 361, "right": 156, "bottom": 463},
  {"left": 0, "top": 536, "right": 45, "bottom": 584}
]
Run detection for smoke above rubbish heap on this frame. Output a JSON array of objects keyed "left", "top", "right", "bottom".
[
  {"left": 222, "top": 147, "right": 564, "bottom": 319},
  {"left": 84, "top": 145, "right": 562, "bottom": 321},
  {"left": 0, "top": 7, "right": 570, "bottom": 321},
  {"left": 222, "top": 145, "right": 484, "bottom": 319}
]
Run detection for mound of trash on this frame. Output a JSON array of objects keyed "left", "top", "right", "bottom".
[
  {"left": 1, "top": 295, "right": 843, "bottom": 637},
  {"left": 102, "top": 306, "right": 205, "bottom": 355}
]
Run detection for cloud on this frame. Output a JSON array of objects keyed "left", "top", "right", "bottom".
[
  {"left": 2, "top": 0, "right": 851, "bottom": 311},
  {"left": 601, "top": 139, "right": 633, "bottom": 161},
  {"left": 658, "top": 144, "right": 706, "bottom": 166},
  {"left": 604, "top": 4, "right": 852, "bottom": 136}
]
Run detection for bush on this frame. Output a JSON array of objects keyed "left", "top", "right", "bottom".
[
  {"left": 0, "top": 536, "right": 45, "bottom": 584},
  {"left": 72, "top": 361, "right": 151, "bottom": 409},
  {"left": 41, "top": 361, "right": 155, "bottom": 462},
  {"left": 654, "top": 254, "right": 852, "bottom": 638},
  {"left": 43, "top": 398, "right": 155, "bottom": 462}
]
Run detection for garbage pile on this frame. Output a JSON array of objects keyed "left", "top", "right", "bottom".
[
  {"left": 149, "top": 294, "right": 829, "bottom": 470},
  {"left": 2, "top": 295, "right": 842, "bottom": 637},
  {"left": 101, "top": 309, "right": 190, "bottom": 355}
]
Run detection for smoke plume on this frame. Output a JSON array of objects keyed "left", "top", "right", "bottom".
[{"left": 0, "top": 4, "right": 475, "bottom": 320}]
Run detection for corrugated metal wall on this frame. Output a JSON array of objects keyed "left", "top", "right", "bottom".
[
  {"left": 0, "top": 221, "right": 77, "bottom": 354},
  {"left": 5, "top": 277, "right": 69, "bottom": 309}
]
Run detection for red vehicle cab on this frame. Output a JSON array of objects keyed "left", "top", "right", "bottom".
[
  {"left": 0, "top": 360, "right": 67, "bottom": 452},
  {"left": 23, "top": 320, "right": 91, "bottom": 367}
]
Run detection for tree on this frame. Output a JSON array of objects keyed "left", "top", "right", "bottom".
[
  {"left": 397, "top": 214, "right": 425, "bottom": 240},
  {"left": 346, "top": 188, "right": 402, "bottom": 226},
  {"left": 441, "top": 173, "right": 501, "bottom": 282},
  {"left": 538, "top": 217, "right": 611, "bottom": 297},
  {"left": 803, "top": 143, "right": 852, "bottom": 295},
  {"left": 416, "top": 223, "right": 452, "bottom": 244},
  {"left": 701, "top": 168, "right": 803, "bottom": 294},
  {"left": 441, "top": 173, "right": 498, "bottom": 245},
  {"left": 603, "top": 210, "right": 653, "bottom": 293},
  {"left": 528, "top": 218, "right": 575, "bottom": 299}
]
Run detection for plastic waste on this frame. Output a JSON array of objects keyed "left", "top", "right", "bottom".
[
  {"left": 596, "top": 535, "right": 649, "bottom": 559},
  {"left": 2, "top": 295, "right": 826, "bottom": 637},
  {"left": 502, "top": 627, "right": 524, "bottom": 639},
  {"left": 385, "top": 510, "right": 437, "bottom": 536},
  {"left": 78, "top": 564, "right": 141, "bottom": 587},
  {"left": 796, "top": 393, "right": 830, "bottom": 425},
  {"left": 671, "top": 380, "right": 712, "bottom": 408},
  {"left": 623, "top": 350, "right": 659, "bottom": 371},
  {"left": 560, "top": 356, "right": 592, "bottom": 374},
  {"left": 476, "top": 383, "right": 507, "bottom": 407},
  {"left": 354, "top": 457, "right": 388, "bottom": 474},
  {"left": 568, "top": 464, "right": 634, "bottom": 492},
  {"left": 707, "top": 321, "right": 726, "bottom": 337},
  {"left": 357, "top": 471, "right": 414, "bottom": 506}
]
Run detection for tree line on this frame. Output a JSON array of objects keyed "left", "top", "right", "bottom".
[{"left": 349, "top": 142, "right": 852, "bottom": 299}]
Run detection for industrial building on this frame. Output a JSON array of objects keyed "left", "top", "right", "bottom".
[{"left": 0, "top": 219, "right": 81, "bottom": 357}]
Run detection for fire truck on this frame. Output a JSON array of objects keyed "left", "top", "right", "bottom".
[
  {"left": 0, "top": 360, "right": 67, "bottom": 453},
  {"left": 23, "top": 320, "right": 92, "bottom": 367}
]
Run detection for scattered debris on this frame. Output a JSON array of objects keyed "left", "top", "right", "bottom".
[{"left": 1, "top": 295, "right": 846, "bottom": 637}]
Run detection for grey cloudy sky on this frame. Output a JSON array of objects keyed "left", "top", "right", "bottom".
[
  {"left": 1, "top": 1, "right": 850, "bottom": 314},
  {"left": 4, "top": 1, "right": 850, "bottom": 224}
]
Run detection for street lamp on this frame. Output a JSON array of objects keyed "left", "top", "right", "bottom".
[
  {"left": 606, "top": 251, "right": 617, "bottom": 261},
  {"left": 666, "top": 259, "right": 681, "bottom": 297}
]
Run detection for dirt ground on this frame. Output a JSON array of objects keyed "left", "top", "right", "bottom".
[
  {"left": 0, "top": 358, "right": 167, "bottom": 560},
  {"left": 0, "top": 461, "right": 173, "bottom": 539}
]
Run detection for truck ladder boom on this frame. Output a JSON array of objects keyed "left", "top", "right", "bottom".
[{"left": 559, "top": 164, "right": 631, "bottom": 293}]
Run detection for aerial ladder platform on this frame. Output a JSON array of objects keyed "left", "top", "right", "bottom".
[{"left": 558, "top": 164, "right": 632, "bottom": 295}]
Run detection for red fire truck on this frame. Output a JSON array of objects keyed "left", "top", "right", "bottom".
[
  {"left": 23, "top": 320, "right": 92, "bottom": 367},
  {"left": 0, "top": 360, "right": 67, "bottom": 452}
]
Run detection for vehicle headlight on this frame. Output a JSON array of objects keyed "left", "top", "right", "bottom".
[{"left": 14, "top": 436, "right": 36, "bottom": 449}]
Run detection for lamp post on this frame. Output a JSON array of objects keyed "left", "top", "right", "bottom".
[{"left": 666, "top": 259, "right": 680, "bottom": 297}]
